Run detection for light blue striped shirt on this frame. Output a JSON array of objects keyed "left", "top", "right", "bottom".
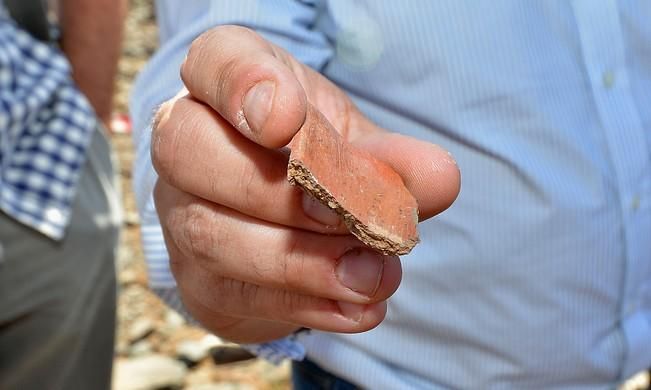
[{"left": 130, "top": 1, "right": 651, "bottom": 388}]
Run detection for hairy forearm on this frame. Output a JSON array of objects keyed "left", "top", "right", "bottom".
[{"left": 59, "top": 0, "right": 127, "bottom": 125}]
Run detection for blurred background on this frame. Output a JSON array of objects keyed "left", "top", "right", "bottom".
[
  {"left": 108, "top": 1, "right": 649, "bottom": 389},
  {"left": 109, "top": 1, "right": 290, "bottom": 389}
]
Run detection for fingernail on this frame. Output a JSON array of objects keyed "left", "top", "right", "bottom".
[
  {"left": 242, "top": 81, "right": 275, "bottom": 134},
  {"left": 302, "top": 193, "right": 341, "bottom": 227},
  {"left": 336, "top": 248, "right": 385, "bottom": 296},
  {"left": 337, "top": 301, "right": 365, "bottom": 322}
]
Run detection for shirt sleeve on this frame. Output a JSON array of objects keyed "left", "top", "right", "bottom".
[{"left": 204, "top": 0, "right": 334, "bottom": 70}]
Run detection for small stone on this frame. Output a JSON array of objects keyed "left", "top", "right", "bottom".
[
  {"left": 124, "top": 211, "right": 140, "bottom": 226},
  {"left": 165, "top": 309, "right": 185, "bottom": 328},
  {"left": 175, "top": 340, "right": 210, "bottom": 364},
  {"left": 129, "top": 340, "right": 153, "bottom": 357},
  {"left": 115, "top": 340, "right": 130, "bottom": 357},
  {"left": 176, "top": 334, "right": 224, "bottom": 366},
  {"left": 128, "top": 318, "right": 155, "bottom": 343},
  {"left": 210, "top": 346, "right": 256, "bottom": 365},
  {"left": 119, "top": 269, "right": 138, "bottom": 285},
  {"left": 112, "top": 355, "right": 187, "bottom": 390},
  {"left": 199, "top": 334, "right": 224, "bottom": 349}
]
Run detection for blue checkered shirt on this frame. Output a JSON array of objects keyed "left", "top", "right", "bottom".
[{"left": 0, "top": 15, "right": 96, "bottom": 240}]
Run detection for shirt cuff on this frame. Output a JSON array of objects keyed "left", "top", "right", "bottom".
[{"left": 151, "top": 286, "right": 306, "bottom": 364}]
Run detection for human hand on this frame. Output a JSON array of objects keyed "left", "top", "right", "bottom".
[{"left": 152, "top": 26, "right": 460, "bottom": 343}]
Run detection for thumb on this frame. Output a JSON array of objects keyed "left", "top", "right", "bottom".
[{"left": 352, "top": 133, "right": 461, "bottom": 221}]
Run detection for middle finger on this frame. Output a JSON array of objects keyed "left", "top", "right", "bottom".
[{"left": 155, "top": 179, "right": 402, "bottom": 305}]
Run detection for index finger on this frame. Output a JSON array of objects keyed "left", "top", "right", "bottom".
[{"left": 180, "top": 25, "right": 307, "bottom": 148}]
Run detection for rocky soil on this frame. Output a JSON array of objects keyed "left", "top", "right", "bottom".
[{"left": 109, "top": 1, "right": 290, "bottom": 389}]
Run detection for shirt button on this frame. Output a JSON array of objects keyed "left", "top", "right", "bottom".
[
  {"left": 630, "top": 194, "right": 641, "bottom": 211},
  {"left": 336, "top": 16, "right": 383, "bottom": 70},
  {"left": 602, "top": 70, "right": 615, "bottom": 89}
]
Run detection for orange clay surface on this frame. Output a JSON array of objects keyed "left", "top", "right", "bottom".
[{"left": 288, "top": 105, "right": 419, "bottom": 255}]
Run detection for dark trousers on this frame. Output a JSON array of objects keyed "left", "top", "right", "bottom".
[
  {"left": 0, "top": 128, "right": 120, "bottom": 390},
  {"left": 292, "top": 359, "right": 360, "bottom": 390}
]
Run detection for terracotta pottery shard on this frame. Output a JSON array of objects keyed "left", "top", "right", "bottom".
[{"left": 287, "top": 105, "right": 419, "bottom": 255}]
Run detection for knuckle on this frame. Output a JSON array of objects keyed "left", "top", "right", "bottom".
[
  {"left": 211, "top": 54, "right": 240, "bottom": 108},
  {"left": 152, "top": 178, "right": 166, "bottom": 207},
  {"left": 269, "top": 289, "right": 303, "bottom": 321},
  {"left": 152, "top": 179, "right": 175, "bottom": 222},
  {"left": 150, "top": 102, "right": 179, "bottom": 182},
  {"left": 238, "top": 162, "right": 258, "bottom": 212},
  {"left": 167, "top": 251, "right": 185, "bottom": 281},
  {"left": 158, "top": 192, "right": 183, "bottom": 231},
  {"left": 174, "top": 203, "right": 217, "bottom": 262},
  {"left": 214, "top": 278, "right": 267, "bottom": 319},
  {"left": 279, "top": 235, "right": 309, "bottom": 292},
  {"left": 234, "top": 280, "right": 260, "bottom": 313},
  {"left": 151, "top": 98, "right": 198, "bottom": 187},
  {"left": 151, "top": 100, "right": 170, "bottom": 134},
  {"left": 182, "top": 32, "right": 210, "bottom": 82}
]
